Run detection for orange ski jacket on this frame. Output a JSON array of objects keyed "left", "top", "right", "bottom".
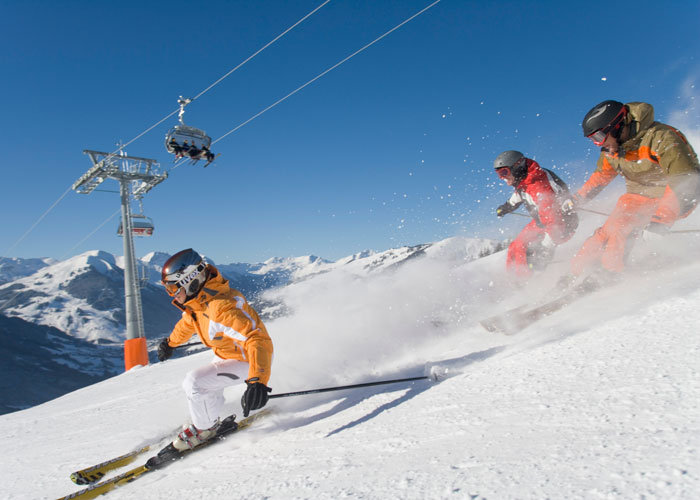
[
  {"left": 166, "top": 266, "right": 273, "bottom": 385},
  {"left": 577, "top": 102, "right": 700, "bottom": 224}
]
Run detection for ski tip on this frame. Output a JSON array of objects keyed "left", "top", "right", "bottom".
[{"left": 69, "top": 471, "right": 94, "bottom": 485}]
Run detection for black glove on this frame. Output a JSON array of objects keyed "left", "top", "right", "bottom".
[
  {"left": 241, "top": 378, "right": 272, "bottom": 417},
  {"left": 496, "top": 202, "right": 516, "bottom": 217},
  {"left": 157, "top": 337, "right": 174, "bottom": 362}
]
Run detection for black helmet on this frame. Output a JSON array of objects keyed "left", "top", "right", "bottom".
[
  {"left": 161, "top": 248, "right": 209, "bottom": 299},
  {"left": 582, "top": 100, "right": 627, "bottom": 144},
  {"left": 494, "top": 150, "right": 528, "bottom": 181}
]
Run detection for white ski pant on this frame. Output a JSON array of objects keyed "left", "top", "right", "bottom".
[{"left": 182, "top": 357, "right": 249, "bottom": 430}]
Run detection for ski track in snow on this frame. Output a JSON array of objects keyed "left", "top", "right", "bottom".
[{"left": 2, "top": 228, "right": 700, "bottom": 499}]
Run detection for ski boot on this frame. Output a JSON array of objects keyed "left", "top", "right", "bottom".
[{"left": 172, "top": 421, "right": 221, "bottom": 451}]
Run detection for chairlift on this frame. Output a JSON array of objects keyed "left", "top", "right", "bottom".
[
  {"left": 164, "top": 97, "right": 217, "bottom": 167},
  {"left": 117, "top": 214, "right": 154, "bottom": 237}
]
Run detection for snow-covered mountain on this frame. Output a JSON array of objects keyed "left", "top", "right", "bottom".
[
  {"left": 0, "top": 237, "right": 505, "bottom": 414},
  {"left": 2, "top": 225, "right": 698, "bottom": 499},
  {"left": 0, "top": 250, "right": 179, "bottom": 343},
  {"left": 0, "top": 237, "right": 504, "bottom": 342},
  {"left": 0, "top": 256, "right": 56, "bottom": 285}
]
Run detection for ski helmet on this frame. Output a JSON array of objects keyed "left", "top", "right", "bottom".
[
  {"left": 161, "top": 248, "right": 209, "bottom": 299},
  {"left": 494, "top": 150, "right": 528, "bottom": 181},
  {"left": 582, "top": 100, "right": 627, "bottom": 145}
]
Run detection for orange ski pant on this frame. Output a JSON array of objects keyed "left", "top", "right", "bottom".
[
  {"left": 571, "top": 193, "right": 659, "bottom": 275},
  {"left": 506, "top": 219, "right": 546, "bottom": 278}
]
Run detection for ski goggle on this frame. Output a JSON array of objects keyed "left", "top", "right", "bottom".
[
  {"left": 587, "top": 107, "right": 627, "bottom": 146},
  {"left": 587, "top": 128, "right": 611, "bottom": 146},
  {"left": 495, "top": 167, "right": 511, "bottom": 179},
  {"left": 162, "top": 261, "right": 207, "bottom": 296},
  {"left": 163, "top": 281, "right": 182, "bottom": 296}
]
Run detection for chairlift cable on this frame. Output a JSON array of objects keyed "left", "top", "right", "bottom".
[
  {"left": 118, "top": 0, "right": 331, "bottom": 158},
  {"left": 4, "top": 186, "right": 73, "bottom": 256},
  {"left": 59, "top": 208, "right": 123, "bottom": 261},
  {"left": 192, "top": 0, "right": 331, "bottom": 102},
  {"left": 168, "top": 0, "right": 442, "bottom": 171},
  {"left": 212, "top": 0, "right": 442, "bottom": 146},
  {"left": 5, "top": 2, "right": 329, "bottom": 257}
]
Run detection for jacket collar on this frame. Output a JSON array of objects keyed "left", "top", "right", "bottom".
[{"left": 623, "top": 102, "right": 654, "bottom": 143}]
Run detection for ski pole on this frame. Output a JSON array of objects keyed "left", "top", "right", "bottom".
[
  {"left": 269, "top": 375, "right": 431, "bottom": 399},
  {"left": 577, "top": 207, "right": 700, "bottom": 232},
  {"left": 578, "top": 207, "right": 610, "bottom": 217},
  {"left": 577, "top": 205, "right": 700, "bottom": 233},
  {"left": 173, "top": 342, "right": 203, "bottom": 350}
]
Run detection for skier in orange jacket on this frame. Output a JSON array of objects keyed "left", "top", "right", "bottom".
[
  {"left": 157, "top": 249, "right": 273, "bottom": 451},
  {"left": 570, "top": 100, "right": 699, "bottom": 280}
]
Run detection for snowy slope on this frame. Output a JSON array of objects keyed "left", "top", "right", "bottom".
[
  {"left": 2, "top": 223, "right": 699, "bottom": 499},
  {"left": 0, "top": 250, "right": 180, "bottom": 343}
]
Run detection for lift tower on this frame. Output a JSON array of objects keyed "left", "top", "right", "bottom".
[{"left": 72, "top": 150, "right": 167, "bottom": 370}]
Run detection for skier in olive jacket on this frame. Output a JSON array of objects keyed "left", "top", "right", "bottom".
[{"left": 571, "top": 100, "right": 700, "bottom": 277}]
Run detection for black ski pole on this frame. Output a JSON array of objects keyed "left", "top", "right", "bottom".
[
  {"left": 269, "top": 375, "right": 431, "bottom": 399},
  {"left": 578, "top": 207, "right": 610, "bottom": 217},
  {"left": 173, "top": 342, "right": 203, "bottom": 350},
  {"left": 578, "top": 206, "right": 700, "bottom": 233}
]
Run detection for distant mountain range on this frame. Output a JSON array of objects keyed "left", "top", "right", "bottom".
[{"left": 0, "top": 237, "right": 505, "bottom": 414}]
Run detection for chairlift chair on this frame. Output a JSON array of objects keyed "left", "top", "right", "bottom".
[
  {"left": 164, "top": 125, "right": 212, "bottom": 154},
  {"left": 117, "top": 214, "right": 154, "bottom": 237},
  {"left": 164, "top": 96, "right": 216, "bottom": 166}
]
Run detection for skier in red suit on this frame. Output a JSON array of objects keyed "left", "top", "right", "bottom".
[{"left": 494, "top": 150, "right": 579, "bottom": 278}]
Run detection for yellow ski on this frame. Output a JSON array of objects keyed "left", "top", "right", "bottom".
[
  {"left": 70, "top": 446, "right": 151, "bottom": 485},
  {"left": 57, "top": 409, "right": 272, "bottom": 500}
]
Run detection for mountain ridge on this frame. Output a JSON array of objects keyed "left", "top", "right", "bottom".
[{"left": 0, "top": 236, "right": 505, "bottom": 414}]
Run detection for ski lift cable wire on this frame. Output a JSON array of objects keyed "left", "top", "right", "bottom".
[
  {"left": 59, "top": 208, "right": 123, "bottom": 261},
  {"left": 118, "top": 0, "right": 332, "bottom": 153},
  {"left": 4, "top": 2, "right": 330, "bottom": 258},
  {"left": 4, "top": 186, "right": 73, "bottom": 256},
  {"left": 168, "top": 0, "right": 442, "bottom": 172},
  {"left": 211, "top": 0, "right": 443, "bottom": 148},
  {"left": 192, "top": 0, "right": 331, "bottom": 102}
]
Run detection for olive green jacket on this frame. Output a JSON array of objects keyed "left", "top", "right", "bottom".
[{"left": 578, "top": 102, "right": 699, "bottom": 219}]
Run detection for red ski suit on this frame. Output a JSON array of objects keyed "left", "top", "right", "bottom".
[{"left": 503, "top": 160, "right": 578, "bottom": 277}]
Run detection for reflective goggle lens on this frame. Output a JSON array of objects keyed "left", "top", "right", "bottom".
[
  {"left": 588, "top": 107, "right": 626, "bottom": 146},
  {"left": 496, "top": 167, "right": 511, "bottom": 179},
  {"left": 587, "top": 129, "right": 608, "bottom": 146},
  {"left": 163, "top": 281, "right": 181, "bottom": 296}
]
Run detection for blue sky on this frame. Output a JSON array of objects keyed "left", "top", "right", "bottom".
[{"left": 2, "top": 0, "right": 698, "bottom": 264}]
